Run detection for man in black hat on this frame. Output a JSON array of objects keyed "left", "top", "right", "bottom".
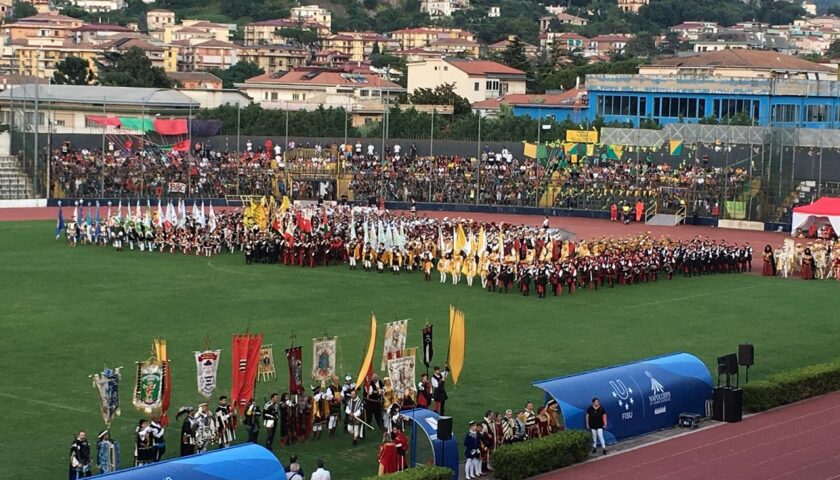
[
  {"left": 95, "top": 429, "right": 120, "bottom": 474},
  {"left": 263, "top": 393, "right": 279, "bottom": 449},
  {"left": 216, "top": 395, "right": 236, "bottom": 448},
  {"left": 176, "top": 406, "right": 197, "bottom": 457},
  {"left": 243, "top": 397, "right": 261, "bottom": 443}
]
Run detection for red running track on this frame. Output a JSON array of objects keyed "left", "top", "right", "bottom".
[{"left": 542, "top": 391, "right": 840, "bottom": 480}]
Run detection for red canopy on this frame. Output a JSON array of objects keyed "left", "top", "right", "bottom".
[
  {"left": 87, "top": 115, "right": 122, "bottom": 127},
  {"left": 792, "top": 197, "right": 840, "bottom": 216},
  {"left": 154, "top": 118, "right": 188, "bottom": 135}
]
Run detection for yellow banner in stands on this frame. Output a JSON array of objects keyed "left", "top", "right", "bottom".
[
  {"left": 566, "top": 130, "right": 599, "bottom": 144},
  {"left": 523, "top": 142, "right": 537, "bottom": 158}
]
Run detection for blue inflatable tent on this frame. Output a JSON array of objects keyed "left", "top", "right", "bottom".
[
  {"left": 97, "top": 443, "right": 285, "bottom": 480},
  {"left": 533, "top": 352, "right": 712, "bottom": 444}
]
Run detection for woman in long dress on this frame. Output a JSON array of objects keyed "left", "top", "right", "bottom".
[
  {"left": 801, "top": 248, "right": 815, "bottom": 280},
  {"left": 762, "top": 245, "right": 776, "bottom": 276}
]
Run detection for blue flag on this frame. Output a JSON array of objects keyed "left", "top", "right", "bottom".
[
  {"left": 86, "top": 206, "right": 92, "bottom": 226},
  {"left": 55, "top": 207, "right": 65, "bottom": 239}
]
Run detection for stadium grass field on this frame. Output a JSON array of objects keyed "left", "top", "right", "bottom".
[{"left": 2, "top": 219, "right": 839, "bottom": 480}]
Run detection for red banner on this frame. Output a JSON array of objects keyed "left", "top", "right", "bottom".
[
  {"left": 285, "top": 346, "right": 303, "bottom": 395},
  {"left": 87, "top": 115, "right": 122, "bottom": 127},
  {"left": 172, "top": 140, "right": 190, "bottom": 152},
  {"left": 154, "top": 118, "right": 189, "bottom": 135},
  {"left": 231, "top": 334, "right": 263, "bottom": 414}
]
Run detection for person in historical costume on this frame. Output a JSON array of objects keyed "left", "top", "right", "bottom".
[
  {"left": 382, "top": 377, "right": 396, "bottom": 413},
  {"left": 365, "top": 373, "right": 386, "bottom": 430},
  {"left": 215, "top": 395, "right": 237, "bottom": 448},
  {"left": 346, "top": 388, "right": 365, "bottom": 445},
  {"left": 262, "top": 394, "right": 279, "bottom": 449},
  {"left": 377, "top": 431, "right": 400, "bottom": 475},
  {"left": 296, "top": 392, "right": 312, "bottom": 442},
  {"left": 431, "top": 365, "right": 450, "bottom": 416},
  {"left": 762, "top": 244, "right": 776, "bottom": 276},
  {"left": 177, "top": 406, "right": 198, "bottom": 456},
  {"left": 416, "top": 373, "right": 432, "bottom": 409},
  {"left": 279, "top": 393, "right": 295, "bottom": 446},
  {"left": 195, "top": 403, "right": 217, "bottom": 453},
  {"left": 311, "top": 384, "right": 329, "bottom": 440},
  {"left": 521, "top": 403, "right": 538, "bottom": 439},
  {"left": 95, "top": 429, "right": 120, "bottom": 474},
  {"left": 341, "top": 375, "right": 357, "bottom": 433},
  {"left": 134, "top": 419, "right": 155, "bottom": 466},
  {"left": 150, "top": 415, "right": 166, "bottom": 462},
  {"left": 438, "top": 252, "right": 450, "bottom": 284},
  {"left": 801, "top": 247, "right": 816, "bottom": 280},
  {"left": 326, "top": 377, "right": 343, "bottom": 437},
  {"left": 464, "top": 421, "right": 481, "bottom": 480},
  {"left": 69, "top": 431, "right": 92, "bottom": 479},
  {"left": 243, "top": 397, "right": 261, "bottom": 443}
]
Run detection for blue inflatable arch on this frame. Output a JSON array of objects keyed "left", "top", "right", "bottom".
[
  {"left": 402, "top": 408, "right": 459, "bottom": 479},
  {"left": 533, "top": 352, "right": 712, "bottom": 444},
  {"left": 98, "top": 443, "right": 285, "bottom": 480}
]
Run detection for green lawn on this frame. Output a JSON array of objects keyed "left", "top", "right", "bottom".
[{"left": 1, "top": 220, "right": 838, "bottom": 479}]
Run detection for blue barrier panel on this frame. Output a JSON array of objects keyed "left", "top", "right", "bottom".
[
  {"left": 403, "top": 408, "right": 459, "bottom": 480},
  {"left": 533, "top": 352, "right": 712, "bottom": 444},
  {"left": 98, "top": 443, "right": 285, "bottom": 480}
]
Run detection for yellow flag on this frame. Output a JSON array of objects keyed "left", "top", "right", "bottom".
[
  {"left": 153, "top": 338, "right": 168, "bottom": 362},
  {"left": 448, "top": 306, "right": 466, "bottom": 385},
  {"left": 455, "top": 224, "right": 467, "bottom": 253},
  {"left": 256, "top": 196, "right": 268, "bottom": 231},
  {"left": 279, "top": 195, "right": 291, "bottom": 215},
  {"left": 356, "top": 314, "right": 378, "bottom": 388},
  {"left": 498, "top": 223, "right": 504, "bottom": 254}
]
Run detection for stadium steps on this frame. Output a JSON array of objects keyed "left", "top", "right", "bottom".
[
  {"left": 0, "top": 155, "right": 35, "bottom": 199},
  {"left": 646, "top": 213, "right": 680, "bottom": 226}
]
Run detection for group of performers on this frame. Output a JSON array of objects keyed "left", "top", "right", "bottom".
[
  {"left": 175, "top": 396, "right": 238, "bottom": 459},
  {"left": 763, "top": 239, "right": 840, "bottom": 280}
]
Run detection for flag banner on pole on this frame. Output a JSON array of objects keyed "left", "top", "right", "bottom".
[
  {"left": 381, "top": 319, "right": 408, "bottom": 370},
  {"left": 387, "top": 348, "right": 416, "bottom": 399},
  {"left": 285, "top": 346, "right": 304, "bottom": 394},
  {"left": 422, "top": 325, "right": 433, "bottom": 368},
  {"left": 312, "top": 337, "right": 337, "bottom": 382},
  {"left": 448, "top": 306, "right": 466, "bottom": 385},
  {"left": 258, "top": 344, "right": 276, "bottom": 382},
  {"left": 231, "top": 334, "right": 263, "bottom": 414},
  {"left": 669, "top": 139, "right": 684, "bottom": 156},
  {"left": 194, "top": 350, "right": 221, "bottom": 398},
  {"left": 357, "top": 315, "right": 378, "bottom": 388},
  {"left": 153, "top": 338, "right": 171, "bottom": 426},
  {"left": 92, "top": 367, "right": 122, "bottom": 425},
  {"left": 133, "top": 359, "right": 166, "bottom": 415}
]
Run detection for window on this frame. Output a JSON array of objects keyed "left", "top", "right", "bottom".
[
  {"left": 371, "top": 90, "right": 381, "bottom": 97},
  {"left": 360, "top": 89, "right": 369, "bottom": 97},
  {"left": 444, "top": 66, "right": 448, "bottom": 71},
  {"left": 271, "top": 93, "right": 278, "bottom": 101},
  {"left": 655, "top": 97, "right": 704, "bottom": 118},
  {"left": 474, "top": 81, "right": 479, "bottom": 91},
  {"left": 486, "top": 80, "right": 500, "bottom": 91},
  {"left": 713, "top": 99, "right": 759, "bottom": 121},
  {"left": 805, "top": 105, "right": 829, "bottom": 123},
  {"left": 772, "top": 104, "right": 799, "bottom": 123}
]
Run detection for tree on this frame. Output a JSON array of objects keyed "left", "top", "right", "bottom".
[
  {"left": 624, "top": 32, "right": 657, "bottom": 59},
  {"left": 277, "top": 28, "right": 319, "bottom": 48},
  {"left": 209, "top": 62, "right": 265, "bottom": 88},
  {"left": 52, "top": 56, "right": 94, "bottom": 85},
  {"left": 408, "top": 83, "right": 471, "bottom": 115},
  {"left": 828, "top": 39, "right": 840, "bottom": 58},
  {"left": 371, "top": 41, "right": 381, "bottom": 56},
  {"left": 96, "top": 47, "right": 173, "bottom": 88},
  {"left": 11, "top": 1, "right": 36, "bottom": 19}
]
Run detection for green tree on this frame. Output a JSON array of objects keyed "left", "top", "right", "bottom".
[
  {"left": 371, "top": 41, "right": 381, "bottom": 56},
  {"left": 52, "top": 56, "right": 95, "bottom": 85},
  {"left": 96, "top": 47, "right": 173, "bottom": 88},
  {"left": 624, "top": 32, "right": 657, "bottom": 59},
  {"left": 11, "top": 0, "right": 37, "bottom": 19},
  {"left": 828, "top": 39, "right": 840, "bottom": 58},
  {"left": 209, "top": 62, "right": 265, "bottom": 88},
  {"left": 277, "top": 28, "right": 319, "bottom": 47},
  {"left": 408, "top": 83, "right": 472, "bottom": 116}
]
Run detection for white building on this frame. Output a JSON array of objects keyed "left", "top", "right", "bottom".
[
  {"left": 72, "top": 0, "right": 125, "bottom": 12},
  {"left": 407, "top": 58, "right": 526, "bottom": 104},
  {"left": 289, "top": 5, "right": 332, "bottom": 30},
  {"left": 421, "top": 0, "right": 469, "bottom": 17}
]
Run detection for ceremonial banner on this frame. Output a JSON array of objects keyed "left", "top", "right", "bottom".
[
  {"left": 153, "top": 338, "right": 171, "bottom": 426},
  {"left": 286, "top": 346, "right": 304, "bottom": 394},
  {"left": 312, "top": 337, "right": 337, "bottom": 381},
  {"left": 258, "top": 344, "right": 276, "bottom": 382},
  {"left": 357, "top": 315, "right": 378, "bottom": 388},
  {"left": 387, "top": 348, "right": 416, "bottom": 398},
  {"left": 381, "top": 319, "right": 408, "bottom": 370},
  {"left": 448, "top": 306, "right": 466, "bottom": 385},
  {"left": 231, "top": 334, "right": 263, "bottom": 414},
  {"left": 168, "top": 182, "right": 187, "bottom": 194},
  {"left": 133, "top": 359, "right": 167, "bottom": 415},
  {"left": 422, "top": 325, "right": 434, "bottom": 368},
  {"left": 566, "top": 130, "right": 599, "bottom": 144},
  {"left": 194, "top": 350, "right": 221, "bottom": 398},
  {"left": 92, "top": 367, "right": 122, "bottom": 425}
]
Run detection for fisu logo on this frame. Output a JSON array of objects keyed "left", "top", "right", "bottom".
[{"left": 609, "top": 379, "right": 635, "bottom": 419}]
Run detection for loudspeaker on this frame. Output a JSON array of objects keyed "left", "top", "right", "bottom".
[
  {"left": 739, "top": 344, "right": 754, "bottom": 367},
  {"left": 712, "top": 387, "right": 743, "bottom": 423},
  {"left": 717, "top": 353, "right": 739, "bottom": 375},
  {"left": 437, "top": 416, "right": 453, "bottom": 441}
]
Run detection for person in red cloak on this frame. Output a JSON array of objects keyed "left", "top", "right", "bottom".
[{"left": 378, "top": 432, "right": 399, "bottom": 475}]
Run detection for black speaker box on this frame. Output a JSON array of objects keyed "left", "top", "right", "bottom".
[
  {"left": 739, "top": 344, "right": 754, "bottom": 366},
  {"left": 712, "top": 387, "right": 742, "bottom": 423},
  {"left": 437, "top": 416, "right": 453, "bottom": 441},
  {"left": 717, "top": 353, "right": 739, "bottom": 375}
]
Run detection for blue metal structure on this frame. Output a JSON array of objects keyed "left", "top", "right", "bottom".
[
  {"left": 97, "top": 443, "right": 285, "bottom": 480},
  {"left": 533, "top": 353, "right": 713, "bottom": 444},
  {"left": 586, "top": 75, "right": 840, "bottom": 128},
  {"left": 402, "top": 408, "right": 460, "bottom": 480}
]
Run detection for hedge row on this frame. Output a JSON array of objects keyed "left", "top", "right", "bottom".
[
  {"left": 361, "top": 465, "right": 453, "bottom": 480},
  {"left": 491, "top": 431, "right": 592, "bottom": 480},
  {"left": 743, "top": 360, "right": 840, "bottom": 412}
]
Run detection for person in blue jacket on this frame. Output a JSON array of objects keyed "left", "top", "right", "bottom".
[{"left": 464, "top": 421, "right": 481, "bottom": 480}]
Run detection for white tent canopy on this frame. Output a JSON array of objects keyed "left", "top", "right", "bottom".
[{"left": 791, "top": 197, "right": 840, "bottom": 235}]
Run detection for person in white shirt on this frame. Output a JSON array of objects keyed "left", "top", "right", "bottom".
[
  {"left": 285, "top": 462, "right": 303, "bottom": 480},
  {"left": 311, "top": 459, "right": 331, "bottom": 480},
  {"left": 246, "top": 140, "right": 253, "bottom": 152},
  {"left": 367, "top": 144, "right": 375, "bottom": 156}
]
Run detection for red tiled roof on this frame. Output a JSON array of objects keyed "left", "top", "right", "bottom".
[
  {"left": 649, "top": 49, "right": 836, "bottom": 72},
  {"left": 445, "top": 59, "right": 525, "bottom": 76},
  {"left": 471, "top": 88, "right": 586, "bottom": 109},
  {"left": 195, "top": 39, "right": 238, "bottom": 48},
  {"left": 430, "top": 37, "right": 478, "bottom": 46},
  {"left": 74, "top": 23, "right": 132, "bottom": 32},
  {"left": 243, "top": 68, "right": 403, "bottom": 89}
]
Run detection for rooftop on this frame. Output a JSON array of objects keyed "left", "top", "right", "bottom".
[
  {"left": 167, "top": 71, "right": 223, "bottom": 84},
  {"left": 0, "top": 85, "right": 199, "bottom": 107},
  {"left": 472, "top": 88, "right": 586, "bottom": 109},
  {"left": 647, "top": 49, "right": 836, "bottom": 73},
  {"left": 242, "top": 68, "right": 404, "bottom": 90},
  {"left": 445, "top": 59, "right": 526, "bottom": 76},
  {"left": 73, "top": 23, "right": 133, "bottom": 33}
]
